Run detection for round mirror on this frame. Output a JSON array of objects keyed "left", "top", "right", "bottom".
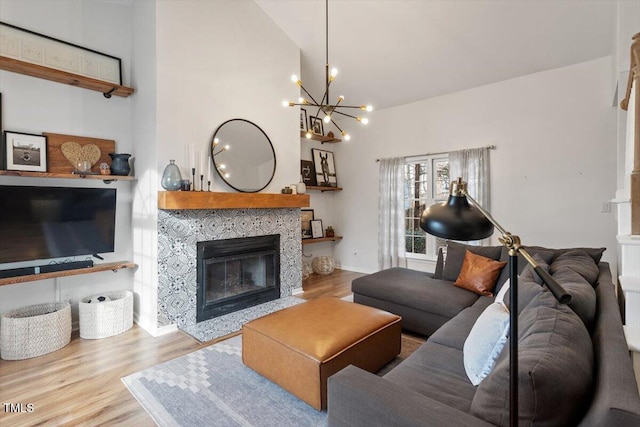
[{"left": 211, "top": 119, "right": 276, "bottom": 193}]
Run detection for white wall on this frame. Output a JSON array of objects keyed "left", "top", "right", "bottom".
[
  {"left": 0, "top": 0, "right": 135, "bottom": 322},
  {"left": 335, "top": 57, "right": 618, "bottom": 275},
  {"left": 131, "top": 0, "right": 300, "bottom": 334}
]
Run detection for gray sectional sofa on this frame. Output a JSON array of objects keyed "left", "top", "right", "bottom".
[{"left": 327, "top": 242, "right": 640, "bottom": 426}]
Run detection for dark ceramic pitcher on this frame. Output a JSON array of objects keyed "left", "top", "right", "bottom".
[{"left": 109, "top": 153, "right": 131, "bottom": 176}]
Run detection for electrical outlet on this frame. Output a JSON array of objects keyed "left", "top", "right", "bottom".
[
  {"left": 60, "top": 290, "right": 73, "bottom": 304},
  {"left": 601, "top": 202, "right": 611, "bottom": 213}
]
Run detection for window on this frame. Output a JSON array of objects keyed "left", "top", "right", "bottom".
[{"left": 404, "top": 156, "right": 450, "bottom": 260}]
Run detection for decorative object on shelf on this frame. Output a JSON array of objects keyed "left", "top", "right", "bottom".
[
  {"left": 108, "top": 153, "right": 131, "bottom": 176},
  {"left": 2, "top": 131, "right": 47, "bottom": 172},
  {"left": 325, "top": 225, "right": 335, "bottom": 237},
  {"left": 161, "top": 159, "right": 183, "bottom": 191},
  {"left": 312, "top": 148, "right": 337, "bottom": 187},
  {"left": 300, "top": 108, "right": 308, "bottom": 131},
  {"left": 0, "top": 21, "right": 122, "bottom": 86},
  {"left": 44, "top": 132, "right": 115, "bottom": 174},
  {"left": 99, "top": 162, "right": 110, "bottom": 175},
  {"left": 79, "top": 290, "right": 133, "bottom": 339},
  {"left": 300, "top": 160, "right": 317, "bottom": 186},
  {"left": 311, "top": 219, "right": 324, "bottom": 238},
  {"left": 61, "top": 141, "right": 101, "bottom": 173},
  {"left": 282, "top": 0, "right": 372, "bottom": 141},
  {"left": 310, "top": 115, "right": 324, "bottom": 136},
  {"left": 301, "top": 209, "right": 314, "bottom": 239},
  {"left": 181, "top": 179, "right": 191, "bottom": 191},
  {"left": 311, "top": 256, "right": 335, "bottom": 275},
  {"left": 290, "top": 184, "right": 298, "bottom": 194},
  {"left": 0, "top": 302, "right": 71, "bottom": 360},
  {"left": 420, "top": 177, "right": 571, "bottom": 426},
  {"left": 211, "top": 118, "right": 276, "bottom": 193},
  {"left": 296, "top": 176, "right": 307, "bottom": 194},
  {"left": 281, "top": 187, "right": 293, "bottom": 194}
]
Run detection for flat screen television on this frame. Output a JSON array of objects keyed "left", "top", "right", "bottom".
[{"left": 0, "top": 185, "right": 116, "bottom": 264}]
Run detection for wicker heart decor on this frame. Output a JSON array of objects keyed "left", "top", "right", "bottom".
[{"left": 61, "top": 141, "right": 102, "bottom": 169}]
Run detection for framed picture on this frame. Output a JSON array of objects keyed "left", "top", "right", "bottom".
[
  {"left": 311, "top": 219, "right": 324, "bottom": 239},
  {"left": 300, "top": 108, "right": 308, "bottom": 131},
  {"left": 309, "top": 116, "right": 324, "bottom": 135},
  {"left": 301, "top": 209, "right": 315, "bottom": 239},
  {"left": 300, "top": 159, "right": 317, "bottom": 186},
  {"left": 3, "top": 131, "right": 47, "bottom": 172},
  {"left": 312, "top": 148, "right": 337, "bottom": 187}
]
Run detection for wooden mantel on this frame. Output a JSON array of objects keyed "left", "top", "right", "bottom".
[{"left": 157, "top": 191, "right": 310, "bottom": 210}]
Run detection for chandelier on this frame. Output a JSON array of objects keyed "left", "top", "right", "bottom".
[{"left": 283, "top": 0, "right": 372, "bottom": 141}]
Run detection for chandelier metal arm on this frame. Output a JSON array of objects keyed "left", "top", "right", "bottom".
[
  {"left": 298, "top": 82, "right": 322, "bottom": 106},
  {"left": 333, "top": 110, "right": 359, "bottom": 120}
]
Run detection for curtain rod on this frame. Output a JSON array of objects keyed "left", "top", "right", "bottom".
[{"left": 375, "top": 145, "right": 496, "bottom": 162}]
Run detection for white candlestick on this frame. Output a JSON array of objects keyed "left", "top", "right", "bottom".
[{"left": 207, "top": 154, "right": 212, "bottom": 182}]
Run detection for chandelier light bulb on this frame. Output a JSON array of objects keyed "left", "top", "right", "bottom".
[
  {"left": 282, "top": 100, "right": 290, "bottom": 107},
  {"left": 225, "top": 173, "right": 230, "bottom": 178},
  {"left": 213, "top": 138, "right": 219, "bottom": 145},
  {"left": 220, "top": 164, "right": 226, "bottom": 170},
  {"left": 323, "top": 115, "right": 331, "bottom": 123},
  {"left": 338, "top": 95, "right": 344, "bottom": 102},
  {"left": 305, "top": 131, "right": 312, "bottom": 139},
  {"left": 291, "top": 74, "right": 298, "bottom": 83},
  {"left": 361, "top": 117, "right": 369, "bottom": 125},
  {"left": 224, "top": 144, "right": 230, "bottom": 150},
  {"left": 342, "top": 131, "right": 351, "bottom": 141},
  {"left": 331, "top": 68, "right": 338, "bottom": 77}
]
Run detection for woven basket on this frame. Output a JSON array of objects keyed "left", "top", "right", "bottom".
[
  {"left": 1, "top": 302, "right": 71, "bottom": 360},
  {"left": 79, "top": 291, "right": 133, "bottom": 339},
  {"left": 312, "top": 256, "right": 336, "bottom": 275}
]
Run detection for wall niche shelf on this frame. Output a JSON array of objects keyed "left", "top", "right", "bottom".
[
  {"left": 0, "top": 261, "right": 137, "bottom": 287},
  {"left": 306, "top": 186, "right": 342, "bottom": 192},
  {"left": 0, "top": 170, "right": 135, "bottom": 183},
  {"left": 302, "top": 236, "right": 343, "bottom": 245},
  {"left": 0, "top": 56, "right": 135, "bottom": 98},
  {"left": 300, "top": 131, "right": 341, "bottom": 144}
]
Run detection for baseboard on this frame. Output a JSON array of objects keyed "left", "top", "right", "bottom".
[
  {"left": 291, "top": 287, "right": 304, "bottom": 296},
  {"left": 133, "top": 312, "right": 178, "bottom": 337},
  {"left": 336, "top": 264, "right": 377, "bottom": 275}
]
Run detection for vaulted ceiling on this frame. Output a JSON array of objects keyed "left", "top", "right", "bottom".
[{"left": 256, "top": 0, "right": 615, "bottom": 111}]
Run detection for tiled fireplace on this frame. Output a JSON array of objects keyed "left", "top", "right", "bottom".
[{"left": 157, "top": 208, "right": 301, "bottom": 328}]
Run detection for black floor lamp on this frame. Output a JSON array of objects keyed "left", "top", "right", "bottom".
[{"left": 420, "top": 177, "right": 571, "bottom": 427}]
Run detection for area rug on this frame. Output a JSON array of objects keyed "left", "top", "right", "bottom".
[
  {"left": 123, "top": 333, "right": 424, "bottom": 427},
  {"left": 181, "top": 296, "right": 304, "bottom": 343}
]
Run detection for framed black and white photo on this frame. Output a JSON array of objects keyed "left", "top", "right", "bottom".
[
  {"left": 311, "top": 219, "right": 324, "bottom": 239},
  {"left": 300, "top": 108, "right": 308, "bottom": 131},
  {"left": 311, "top": 148, "right": 337, "bottom": 187},
  {"left": 301, "top": 209, "right": 315, "bottom": 239},
  {"left": 3, "top": 131, "right": 47, "bottom": 172},
  {"left": 300, "top": 159, "right": 317, "bottom": 186},
  {"left": 309, "top": 116, "right": 324, "bottom": 136}
]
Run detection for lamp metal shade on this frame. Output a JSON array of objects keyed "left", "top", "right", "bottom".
[{"left": 420, "top": 195, "right": 494, "bottom": 241}]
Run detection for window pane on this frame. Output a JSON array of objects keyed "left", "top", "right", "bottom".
[
  {"left": 412, "top": 235, "right": 426, "bottom": 254},
  {"left": 434, "top": 160, "right": 450, "bottom": 200}
]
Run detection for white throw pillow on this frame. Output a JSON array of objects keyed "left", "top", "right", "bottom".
[
  {"left": 494, "top": 278, "right": 510, "bottom": 308},
  {"left": 463, "top": 302, "right": 510, "bottom": 386}
]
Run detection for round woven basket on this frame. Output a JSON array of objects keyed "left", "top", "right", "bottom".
[
  {"left": 1, "top": 302, "right": 71, "bottom": 360},
  {"left": 79, "top": 291, "right": 133, "bottom": 339},
  {"left": 312, "top": 256, "right": 335, "bottom": 275}
]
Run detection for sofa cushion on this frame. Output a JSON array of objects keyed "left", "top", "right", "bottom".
[
  {"left": 551, "top": 266, "right": 596, "bottom": 329},
  {"left": 454, "top": 250, "right": 507, "bottom": 297},
  {"left": 463, "top": 302, "right": 510, "bottom": 386},
  {"left": 519, "top": 253, "right": 551, "bottom": 285},
  {"left": 527, "top": 245, "right": 606, "bottom": 264},
  {"left": 502, "top": 278, "right": 545, "bottom": 313},
  {"left": 470, "top": 291, "right": 594, "bottom": 426},
  {"left": 494, "top": 248, "right": 554, "bottom": 293},
  {"left": 550, "top": 249, "right": 600, "bottom": 286},
  {"left": 351, "top": 268, "right": 479, "bottom": 319},
  {"left": 442, "top": 242, "right": 503, "bottom": 282},
  {"left": 429, "top": 296, "right": 492, "bottom": 350}
]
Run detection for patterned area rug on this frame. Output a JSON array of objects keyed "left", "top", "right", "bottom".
[
  {"left": 123, "top": 332, "right": 424, "bottom": 427},
  {"left": 181, "top": 296, "right": 304, "bottom": 342}
]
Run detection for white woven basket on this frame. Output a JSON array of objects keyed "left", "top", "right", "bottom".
[
  {"left": 79, "top": 291, "right": 133, "bottom": 339},
  {"left": 1, "top": 302, "right": 71, "bottom": 360},
  {"left": 312, "top": 256, "right": 336, "bottom": 275}
]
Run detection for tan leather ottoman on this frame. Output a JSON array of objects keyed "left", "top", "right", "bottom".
[{"left": 242, "top": 297, "right": 401, "bottom": 410}]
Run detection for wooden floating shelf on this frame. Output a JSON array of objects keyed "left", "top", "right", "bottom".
[
  {"left": 0, "top": 170, "right": 135, "bottom": 182},
  {"left": 0, "top": 261, "right": 137, "bottom": 287},
  {"left": 306, "top": 186, "right": 343, "bottom": 192},
  {"left": 300, "top": 131, "right": 341, "bottom": 143},
  {"left": 0, "top": 56, "right": 134, "bottom": 98},
  {"left": 158, "top": 191, "right": 310, "bottom": 210},
  {"left": 302, "top": 236, "right": 343, "bottom": 245}
]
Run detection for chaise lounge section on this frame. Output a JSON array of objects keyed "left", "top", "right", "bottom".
[{"left": 328, "top": 242, "right": 640, "bottom": 426}]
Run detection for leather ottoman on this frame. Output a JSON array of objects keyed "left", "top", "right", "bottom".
[{"left": 242, "top": 297, "right": 401, "bottom": 410}]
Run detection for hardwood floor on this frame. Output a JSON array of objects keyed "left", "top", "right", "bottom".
[{"left": 0, "top": 269, "right": 362, "bottom": 426}]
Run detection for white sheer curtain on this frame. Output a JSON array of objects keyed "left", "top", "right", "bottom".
[
  {"left": 378, "top": 157, "right": 406, "bottom": 270},
  {"left": 449, "top": 147, "right": 491, "bottom": 244}
]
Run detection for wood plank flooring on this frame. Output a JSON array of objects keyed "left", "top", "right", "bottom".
[{"left": 0, "top": 269, "right": 363, "bottom": 426}]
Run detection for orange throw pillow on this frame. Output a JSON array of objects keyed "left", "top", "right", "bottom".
[{"left": 454, "top": 250, "right": 507, "bottom": 297}]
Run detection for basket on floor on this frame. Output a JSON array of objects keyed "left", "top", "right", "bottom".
[
  {"left": 1, "top": 302, "right": 71, "bottom": 360},
  {"left": 79, "top": 291, "right": 133, "bottom": 339},
  {"left": 312, "top": 256, "right": 335, "bottom": 275}
]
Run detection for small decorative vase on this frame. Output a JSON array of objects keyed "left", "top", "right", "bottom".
[
  {"left": 296, "top": 176, "right": 306, "bottom": 194},
  {"left": 161, "top": 160, "right": 183, "bottom": 191},
  {"left": 109, "top": 153, "right": 131, "bottom": 176}
]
